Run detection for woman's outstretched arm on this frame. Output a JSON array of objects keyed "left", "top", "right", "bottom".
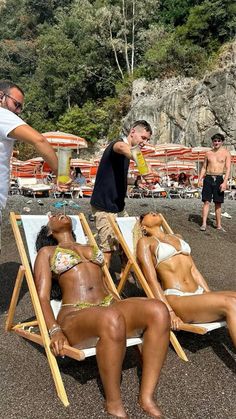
[{"left": 34, "top": 247, "right": 69, "bottom": 355}]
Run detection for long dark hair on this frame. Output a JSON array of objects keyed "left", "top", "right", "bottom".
[
  {"left": 35, "top": 225, "right": 76, "bottom": 252},
  {"left": 35, "top": 224, "right": 76, "bottom": 300}
]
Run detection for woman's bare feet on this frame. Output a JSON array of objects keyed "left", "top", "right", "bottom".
[
  {"left": 105, "top": 399, "right": 129, "bottom": 418},
  {"left": 139, "top": 397, "right": 163, "bottom": 418}
]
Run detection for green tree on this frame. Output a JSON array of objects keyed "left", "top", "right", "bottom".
[
  {"left": 143, "top": 29, "right": 207, "bottom": 78},
  {"left": 93, "top": 0, "right": 160, "bottom": 78},
  {"left": 0, "top": 39, "right": 37, "bottom": 81},
  {"left": 178, "top": 0, "right": 236, "bottom": 49},
  {"left": 159, "top": 0, "right": 203, "bottom": 26},
  {"left": 23, "top": 25, "right": 85, "bottom": 130},
  {"left": 57, "top": 102, "right": 108, "bottom": 142}
]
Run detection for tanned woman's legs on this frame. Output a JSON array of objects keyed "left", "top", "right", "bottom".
[
  {"left": 60, "top": 298, "right": 170, "bottom": 417},
  {"left": 112, "top": 298, "right": 170, "bottom": 417},
  {"left": 60, "top": 307, "right": 128, "bottom": 418},
  {"left": 167, "top": 292, "right": 236, "bottom": 348},
  {"left": 95, "top": 310, "right": 128, "bottom": 418}
]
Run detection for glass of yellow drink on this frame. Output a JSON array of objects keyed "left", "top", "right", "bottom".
[
  {"left": 57, "top": 147, "right": 72, "bottom": 183},
  {"left": 131, "top": 145, "right": 149, "bottom": 176}
]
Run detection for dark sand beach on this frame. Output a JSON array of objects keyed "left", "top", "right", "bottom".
[{"left": 0, "top": 196, "right": 235, "bottom": 419}]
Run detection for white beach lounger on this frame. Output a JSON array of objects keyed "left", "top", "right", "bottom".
[
  {"left": 108, "top": 215, "right": 226, "bottom": 357},
  {"left": 18, "top": 177, "right": 51, "bottom": 198},
  {"left": 6, "top": 213, "right": 142, "bottom": 406}
]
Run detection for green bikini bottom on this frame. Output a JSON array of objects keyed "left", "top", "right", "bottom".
[{"left": 61, "top": 294, "right": 114, "bottom": 310}]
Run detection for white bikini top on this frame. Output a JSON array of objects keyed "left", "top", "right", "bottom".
[{"left": 155, "top": 236, "right": 191, "bottom": 266}]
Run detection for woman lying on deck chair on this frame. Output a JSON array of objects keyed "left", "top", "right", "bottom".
[
  {"left": 137, "top": 212, "right": 236, "bottom": 348},
  {"left": 34, "top": 212, "right": 170, "bottom": 419}
]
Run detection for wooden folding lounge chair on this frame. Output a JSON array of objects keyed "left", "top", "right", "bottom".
[
  {"left": 6, "top": 212, "right": 143, "bottom": 407},
  {"left": 108, "top": 214, "right": 226, "bottom": 362}
]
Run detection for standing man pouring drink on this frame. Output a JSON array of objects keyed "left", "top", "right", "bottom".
[
  {"left": 198, "top": 133, "right": 231, "bottom": 232},
  {"left": 0, "top": 79, "right": 67, "bottom": 252},
  {"left": 90, "top": 120, "right": 152, "bottom": 267}
]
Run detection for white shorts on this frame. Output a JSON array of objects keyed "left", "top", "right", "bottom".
[{"left": 164, "top": 285, "right": 204, "bottom": 297}]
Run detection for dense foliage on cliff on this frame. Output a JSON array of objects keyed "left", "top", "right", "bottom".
[{"left": 0, "top": 0, "right": 235, "bottom": 148}]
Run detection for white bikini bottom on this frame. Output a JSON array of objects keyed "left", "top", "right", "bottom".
[{"left": 163, "top": 285, "right": 204, "bottom": 297}]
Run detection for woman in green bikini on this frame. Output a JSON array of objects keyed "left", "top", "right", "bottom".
[{"left": 34, "top": 213, "right": 169, "bottom": 419}]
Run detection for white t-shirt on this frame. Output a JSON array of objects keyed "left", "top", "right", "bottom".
[{"left": 0, "top": 107, "right": 26, "bottom": 208}]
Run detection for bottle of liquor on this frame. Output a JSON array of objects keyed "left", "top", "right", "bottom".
[{"left": 131, "top": 145, "right": 149, "bottom": 176}]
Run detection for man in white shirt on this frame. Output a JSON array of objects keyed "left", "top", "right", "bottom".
[{"left": 0, "top": 80, "right": 59, "bottom": 251}]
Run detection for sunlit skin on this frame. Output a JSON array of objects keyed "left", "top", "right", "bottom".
[
  {"left": 137, "top": 212, "right": 236, "bottom": 347},
  {"left": 198, "top": 138, "right": 231, "bottom": 229},
  {"left": 34, "top": 213, "right": 170, "bottom": 418}
]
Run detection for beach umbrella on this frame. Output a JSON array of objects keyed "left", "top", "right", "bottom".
[
  {"left": 181, "top": 147, "right": 211, "bottom": 178},
  {"left": 148, "top": 144, "right": 191, "bottom": 176},
  {"left": 70, "top": 159, "right": 97, "bottom": 178},
  {"left": 42, "top": 131, "right": 88, "bottom": 150},
  {"left": 157, "top": 159, "right": 196, "bottom": 175},
  {"left": 149, "top": 144, "right": 191, "bottom": 158},
  {"left": 140, "top": 144, "right": 156, "bottom": 155}
]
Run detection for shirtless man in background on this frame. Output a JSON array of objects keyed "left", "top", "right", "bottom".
[{"left": 198, "top": 133, "right": 231, "bottom": 231}]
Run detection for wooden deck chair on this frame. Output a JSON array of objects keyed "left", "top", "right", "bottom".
[
  {"left": 6, "top": 212, "right": 143, "bottom": 407},
  {"left": 108, "top": 214, "right": 226, "bottom": 362}
]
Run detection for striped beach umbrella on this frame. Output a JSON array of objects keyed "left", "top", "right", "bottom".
[
  {"left": 182, "top": 147, "right": 211, "bottom": 177},
  {"left": 42, "top": 131, "right": 88, "bottom": 149},
  {"left": 148, "top": 144, "right": 192, "bottom": 176},
  {"left": 157, "top": 159, "right": 196, "bottom": 175}
]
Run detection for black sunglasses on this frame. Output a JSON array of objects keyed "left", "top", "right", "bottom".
[{"left": 4, "top": 93, "right": 23, "bottom": 110}]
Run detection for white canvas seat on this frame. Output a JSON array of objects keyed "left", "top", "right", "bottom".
[{"left": 6, "top": 213, "right": 142, "bottom": 406}]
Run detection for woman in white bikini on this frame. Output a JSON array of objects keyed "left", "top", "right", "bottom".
[
  {"left": 137, "top": 212, "right": 236, "bottom": 348},
  {"left": 34, "top": 213, "right": 170, "bottom": 418}
]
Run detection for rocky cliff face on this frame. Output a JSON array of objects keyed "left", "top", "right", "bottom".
[{"left": 123, "top": 42, "right": 236, "bottom": 149}]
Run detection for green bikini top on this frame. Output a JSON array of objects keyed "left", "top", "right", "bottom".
[{"left": 50, "top": 245, "right": 104, "bottom": 276}]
